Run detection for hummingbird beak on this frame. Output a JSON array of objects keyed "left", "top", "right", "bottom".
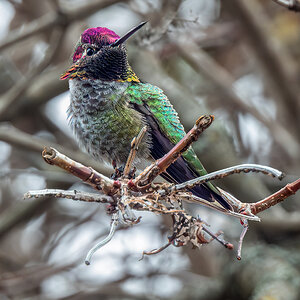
[{"left": 110, "top": 21, "right": 147, "bottom": 47}]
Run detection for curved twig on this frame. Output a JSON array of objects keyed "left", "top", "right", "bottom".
[
  {"left": 85, "top": 213, "right": 119, "bottom": 265},
  {"left": 172, "top": 164, "right": 284, "bottom": 192},
  {"left": 237, "top": 220, "right": 249, "bottom": 260},
  {"left": 124, "top": 126, "right": 147, "bottom": 176}
]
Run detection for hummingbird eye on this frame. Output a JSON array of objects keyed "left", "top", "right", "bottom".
[{"left": 86, "top": 47, "right": 94, "bottom": 56}]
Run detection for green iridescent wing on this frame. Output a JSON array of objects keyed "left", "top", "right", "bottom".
[{"left": 125, "top": 82, "right": 222, "bottom": 196}]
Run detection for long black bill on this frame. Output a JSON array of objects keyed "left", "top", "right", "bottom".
[{"left": 110, "top": 21, "right": 147, "bottom": 47}]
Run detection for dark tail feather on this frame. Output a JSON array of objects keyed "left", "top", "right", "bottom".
[
  {"left": 160, "top": 156, "right": 232, "bottom": 210},
  {"left": 141, "top": 107, "right": 231, "bottom": 210}
]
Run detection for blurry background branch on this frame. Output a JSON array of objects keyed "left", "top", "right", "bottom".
[
  {"left": 271, "top": 0, "right": 300, "bottom": 11},
  {"left": 0, "top": 124, "right": 110, "bottom": 174},
  {"left": 0, "top": 28, "right": 65, "bottom": 118},
  {"left": 0, "top": 0, "right": 299, "bottom": 299},
  {"left": 175, "top": 42, "right": 299, "bottom": 160},
  {"left": 227, "top": 0, "right": 300, "bottom": 140},
  {"left": 0, "top": 0, "right": 126, "bottom": 52}
]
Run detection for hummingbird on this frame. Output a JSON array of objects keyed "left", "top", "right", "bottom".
[{"left": 61, "top": 22, "right": 232, "bottom": 211}]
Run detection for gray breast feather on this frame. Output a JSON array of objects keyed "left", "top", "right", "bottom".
[{"left": 68, "top": 79, "right": 151, "bottom": 167}]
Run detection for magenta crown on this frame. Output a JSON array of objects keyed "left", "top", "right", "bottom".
[
  {"left": 72, "top": 27, "right": 120, "bottom": 62},
  {"left": 81, "top": 27, "right": 120, "bottom": 45}
]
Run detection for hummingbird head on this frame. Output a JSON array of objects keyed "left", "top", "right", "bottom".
[{"left": 61, "top": 22, "right": 146, "bottom": 82}]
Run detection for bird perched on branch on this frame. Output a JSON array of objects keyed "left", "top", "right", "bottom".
[{"left": 61, "top": 22, "right": 232, "bottom": 210}]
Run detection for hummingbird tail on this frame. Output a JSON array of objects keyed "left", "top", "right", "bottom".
[{"left": 160, "top": 156, "right": 232, "bottom": 210}]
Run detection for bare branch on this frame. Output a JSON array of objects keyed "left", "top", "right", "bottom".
[
  {"left": 23, "top": 115, "right": 300, "bottom": 262},
  {"left": 237, "top": 220, "right": 249, "bottom": 260},
  {"left": 24, "top": 189, "right": 114, "bottom": 203},
  {"left": 157, "top": 115, "right": 214, "bottom": 172},
  {"left": 141, "top": 240, "right": 173, "bottom": 258},
  {"left": 201, "top": 226, "right": 234, "bottom": 250},
  {"left": 133, "top": 115, "right": 214, "bottom": 189},
  {"left": 85, "top": 213, "right": 119, "bottom": 265},
  {"left": 42, "top": 147, "right": 117, "bottom": 194},
  {"left": 172, "top": 164, "right": 284, "bottom": 192},
  {"left": 182, "top": 194, "right": 261, "bottom": 222},
  {"left": 250, "top": 178, "right": 300, "bottom": 214},
  {"left": 124, "top": 126, "right": 147, "bottom": 177}
]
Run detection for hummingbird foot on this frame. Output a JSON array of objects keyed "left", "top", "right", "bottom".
[
  {"left": 111, "top": 165, "right": 124, "bottom": 179},
  {"left": 111, "top": 160, "right": 124, "bottom": 179},
  {"left": 127, "top": 166, "right": 136, "bottom": 179},
  {"left": 111, "top": 161, "right": 136, "bottom": 180}
]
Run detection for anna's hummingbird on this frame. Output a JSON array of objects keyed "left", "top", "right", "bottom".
[{"left": 61, "top": 23, "right": 232, "bottom": 210}]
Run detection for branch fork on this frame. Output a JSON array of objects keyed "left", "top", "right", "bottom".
[{"left": 24, "top": 115, "right": 299, "bottom": 264}]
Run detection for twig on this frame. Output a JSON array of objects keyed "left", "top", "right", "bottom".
[
  {"left": 271, "top": 0, "right": 300, "bottom": 12},
  {"left": 157, "top": 115, "right": 214, "bottom": 172},
  {"left": 24, "top": 189, "right": 114, "bottom": 203},
  {"left": 237, "top": 220, "right": 249, "bottom": 260},
  {"left": 250, "top": 178, "right": 300, "bottom": 215},
  {"left": 133, "top": 115, "right": 214, "bottom": 189},
  {"left": 171, "top": 164, "right": 284, "bottom": 192},
  {"left": 201, "top": 226, "right": 234, "bottom": 250},
  {"left": 123, "top": 126, "right": 147, "bottom": 176},
  {"left": 194, "top": 178, "right": 300, "bottom": 220},
  {"left": 42, "top": 147, "right": 117, "bottom": 194},
  {"left": 85, "top": 213, "right": 119, "bottom": 265},
  {"left": 140, "top": 239, "right": 174, "bottom": 259},
  {"left": 180, "top": 191, "right": 261, "bottom": 221}
]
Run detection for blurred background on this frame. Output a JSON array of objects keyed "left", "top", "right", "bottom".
[{"left": 0, "top": 0, "right": 299, "bottom": 299}]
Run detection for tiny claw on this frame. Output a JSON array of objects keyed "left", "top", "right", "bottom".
[{"left": 128, "top": 166, "right": 137, "bottom": 179}]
